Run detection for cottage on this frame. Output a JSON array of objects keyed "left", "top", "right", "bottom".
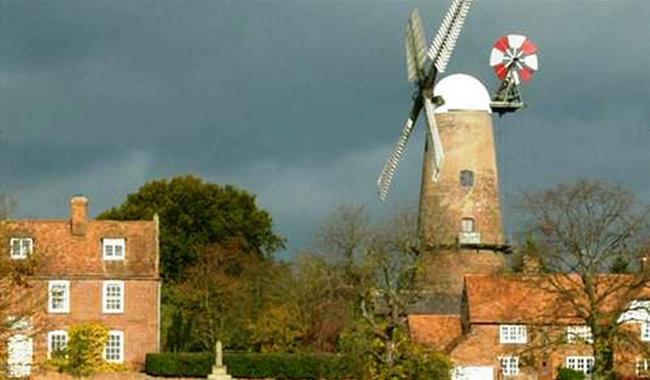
[
  {"left": 410, "top": 274, "right": 650, "bottom": 379},
  {"left": 2, "top": 196, "right": 160, "bottom": 376}
]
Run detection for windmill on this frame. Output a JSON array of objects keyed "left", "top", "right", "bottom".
[
  {"left": 489, "top": 34, "right": 539, "bottom": 115},
  {"left": 376, "top": 0, "right": 473, "bottom": 201}
]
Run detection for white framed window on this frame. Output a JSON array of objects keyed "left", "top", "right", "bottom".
[
  {"left": 461, "top": 218, "right": 475, "bottom": 233},
  {"left": 637, "top": 359, "right": 650, "bottom": 376},
  {"left": 10, "top": 238, "right": 33, "bottom": 260},
  {"left": 642, "top": 322, "right": 650, "bottom": 341},
  {"left": 104, "top": 330, "right": 124, "bottom": 363},
  {"left": 566, "top": 325, "right": 593, "bottom": 343},
  {"left": 48, "top": 281, "right": 70, "bottom": 313},
  {"left": 102, "top": 281, "right": 125, "bottom": 314},
  {"left": 566, "top": 356, "right": 594, "bottom": 374},
  {"left": 47, "top": 330, "right": 68, "bottom": 358},
  {"left": 102, "top": 238, "right": 125, "bottom": 260},
  {"left": 500, "top": 356, "right": 519, "bottom": 376},
  {"left": 499, "top": 325, "right": 527, "bottom": 344}
]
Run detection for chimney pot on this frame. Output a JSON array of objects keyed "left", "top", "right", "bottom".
[{"left": 70, "top": 196, "right": 88, "bottom": 236}]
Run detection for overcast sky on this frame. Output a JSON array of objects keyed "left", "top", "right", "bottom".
[{"left": 1, "top": 0, "right": 648, "bottom": 257}]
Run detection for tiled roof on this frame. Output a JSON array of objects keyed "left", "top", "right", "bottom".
[
  {"left": 464, "top": 274, "right": 649, "bottom": 324},
  {"left": 2, "top": 218, "right": 159, "bottom": 279},
  {"left": 408, "top": 314, "right": 463, "bottom": 352}
]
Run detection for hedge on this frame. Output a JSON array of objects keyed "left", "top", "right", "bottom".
[
  {"left": 556, "top": 368, "right": 585, "bottom": 380},
  {"left": 145, "top": 352, "right": 360, "bottom": 379},
  {"left": 145, "top": 352, "right": 213, "bottom": 377}
]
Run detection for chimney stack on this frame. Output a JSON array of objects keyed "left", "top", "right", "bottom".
[{"left": 70, "top": 196, "right": 88, "bottom": 236}]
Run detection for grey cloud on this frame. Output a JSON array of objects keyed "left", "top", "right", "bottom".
[{"left": 1, "top": 0, "right": 648, "bottom": 256}]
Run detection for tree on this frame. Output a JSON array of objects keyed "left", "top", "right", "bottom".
[
  {"left": 98, "top": 175, "right": 285, "bottom": 281},
  {"left": 317, "top": 205, "right": 451, "bottom": 380},
  {"left": 169, "top": 238, "right": 280, "bottom": 351},
  {"left": 277, "top": 252, "right": 352, "bottom": 353},
  {"left": 0, "top": 196, "right": 42, "bottom": 379},
  {"left": 314, "top": 204, "right": 370, "bottom": 271},
  {"left": 519, "top": 179, "right": 650, "bottom": 379}
]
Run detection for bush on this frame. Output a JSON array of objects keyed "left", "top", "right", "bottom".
[
  {"left": 145, "top": 352, "right": 360, "bottom": 379},
  {"left": 47, "top": 322, "right": 127, "bottom": 377},
  {"left": 557, "top": 368, "right": 586, "bottom": 380}
]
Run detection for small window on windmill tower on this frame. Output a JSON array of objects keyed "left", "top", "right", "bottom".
[
  {"left": 461, "top": 218, "right": 475, "bottom": 233},
  {"left": 460, "top": 170, "right": 475, "bottom": 188}
]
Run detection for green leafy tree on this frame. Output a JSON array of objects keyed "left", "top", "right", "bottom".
[
  {"left": 98, "top": 175, "right": 285, "bottom": 281},
  {"left": 609, "top": 255, "right": 630, "bottom": 274},
  {"left": 165, "top": 310, "right": 195, "bottom": 353}
]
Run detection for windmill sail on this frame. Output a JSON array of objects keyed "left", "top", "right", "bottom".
[
  {"left": 405, "top": 8, "right": 428, "bottom": 83},
  {"left": 377, "top": 0, "right": 474, "bottom": 201},
  {"left": 377, "top": 100, "right": 423, "bottom": 201},
  {"left": 423, "top": 97, "right": 444, "bottom": 181},
  {"left": 427, "top": 0, "right": 473, "bottom": 73}
]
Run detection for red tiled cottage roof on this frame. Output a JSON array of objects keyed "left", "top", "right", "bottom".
[
  {"left": 1, "top": 197, "right": 159, "bottom": 279},
  {"left": 464, "top": 274, "right": 650, "bottom": 325}
]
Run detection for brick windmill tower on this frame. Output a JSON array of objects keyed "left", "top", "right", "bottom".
[
  {"left": 376, "top": 0, "right": 539, "bottom": 310},
  {"left": 417, "top": 74, "right": 509, "bottom": 301}
]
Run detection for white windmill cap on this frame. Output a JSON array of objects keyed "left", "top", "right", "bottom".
[{"left": 433, "top": 73, "right": 492, "bottom": 114}]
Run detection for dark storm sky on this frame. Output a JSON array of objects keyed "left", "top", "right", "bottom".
[{"left": 1, "top": 0, "right": 649, "bottom": 256}]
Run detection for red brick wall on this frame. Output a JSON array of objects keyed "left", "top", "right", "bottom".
[
  {"left": 447, "top": 323, "right": 641, "bottom": 379},
  {"left": 31, "top": 278, "right": 160, "bottom": 369},
  {"left": 419, "top": 111, "right": 504, "bottom": 248},
  {"left": 422, "top": 251, "right": 506, "bottom": 298}
]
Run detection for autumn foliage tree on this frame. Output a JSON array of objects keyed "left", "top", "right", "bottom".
[
  {"left": 315, "top": 205, "right": 452, "bottom": 380},
  {"left": 0, "top": 196, "right": 43, "bottom": 379},
  {"left": 168, "top": 238, "right": 288, "bottom": 351}
]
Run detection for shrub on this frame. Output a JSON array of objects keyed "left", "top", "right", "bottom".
[
  {"left": 47, "top": 322, "right": 127, "bottom": 377},
  {"left": 145, "top": 352, "right": 360, "bottom": 379},
  {"left": 145, "top": 352, "right": 213, "bottom": 377},
  {"left": 557, "top": 368, "right": 586, "bottom": 380}
]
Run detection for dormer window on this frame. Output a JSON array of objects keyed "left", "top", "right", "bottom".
[
  {"left": 10, "top": 238, "right": 33, "bottom": 260},
  {"left": 460, "top": 170, "right": 475, "bottom": 188},
  {"left": 461, "top": 218, "right": 475, "bottom": 233},
  {"left": 499, "top": 324, "right": 527, "bottom": 344},
  {"left": 102, "top": 238, "right": 125, "bottom": 261}
]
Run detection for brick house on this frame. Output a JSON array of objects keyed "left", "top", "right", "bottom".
[
  {"left": 409, "top": 274, "right": 650, "bottom": 379},
  {"left": 2, "top": 196, "right": 160, "bottom": 376}
]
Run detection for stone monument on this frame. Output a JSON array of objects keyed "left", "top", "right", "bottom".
[{"left": 207, "top": 340, "right": 233, "bottom": 380}]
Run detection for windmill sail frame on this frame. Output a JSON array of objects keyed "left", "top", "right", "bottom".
[{"left": 377, "top": 0, "right": 473, "bottom": 201}]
